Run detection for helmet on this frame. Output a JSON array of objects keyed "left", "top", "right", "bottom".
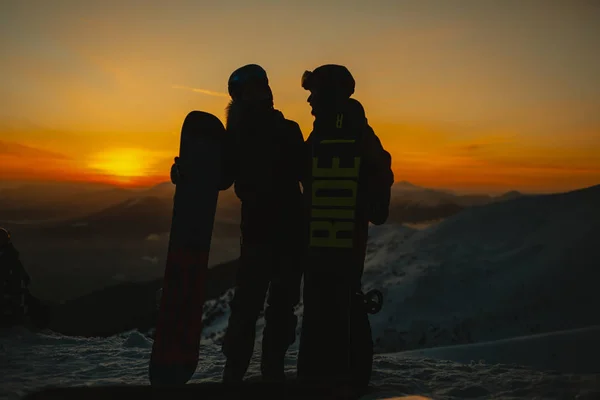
[
  {"left": 0, "top": 227, "right": 10, "bottom": 248},
  {"left": 227, "top": 64, "right": 270, "bottom": 100},
  {"left": 301, "top": 64, "right": 355, "bottom": 98}
]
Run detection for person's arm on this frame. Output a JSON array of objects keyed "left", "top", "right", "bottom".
[
  {"left": 364, "top": 126, "right": 393, "bottom": 184},
  {"left": 287, "top": 120, "right": 306, "bottom": 184},
  {"left": 363, "top": 124, "right": 394, "bottom": 225},
  {"left": 218, "top": 131, "right": 239, "bottom": 191},
  {"left": 299, "top": 131, "right": 315, "bottom": 190}
]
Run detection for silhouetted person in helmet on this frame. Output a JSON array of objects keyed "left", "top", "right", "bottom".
[
  {"left": 0, "top": 227, "right": 31, "bottom": 326},
  {"left": 297, "top": 65, "right": 394, "bottom": 392},
  {"left": 219, "top": 64, "right": 305, "bottom": 382}
]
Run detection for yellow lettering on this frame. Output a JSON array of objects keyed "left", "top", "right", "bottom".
[
  {"left": 309, "top": 143, "right": 361, "bottom": 249},
  {"left": 312, "top": 179, "right": 357, "bottom": 207},
  {"left": 312, "top": 157, "right": 361, "bottom": 178},
  {"left": 311, "top": 208, "right": 355, "bottom": 220},
  {"left": 336, "top": 113, "right": 344, "bottom": 128},
  {"left": 310, "top": 221, "right": 354, "bottom": 248}
]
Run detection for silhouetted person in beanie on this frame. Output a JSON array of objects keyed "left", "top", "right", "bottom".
[
  {"left": 297, "top": 64, "right": 394, "bottom": 393},
  {"left": 219, "top": 64, "right": 305, "bottom": 382}
]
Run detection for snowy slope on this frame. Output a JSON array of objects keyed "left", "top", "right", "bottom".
[
  {"left": 368, "top": 184, "right": 600, "bottom": 353},
  {"left": 194, "top": 185, "right": 600, "bottom": 358}
]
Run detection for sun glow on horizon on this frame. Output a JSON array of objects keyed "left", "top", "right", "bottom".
[
  {"left": 87, "top": 148, "right": 153, "bottom": 178},
  {"left": 1, "top": 1, "right": 599, "bottom": 194}
]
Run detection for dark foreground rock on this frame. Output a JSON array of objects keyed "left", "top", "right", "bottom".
[{"left": 45, "top": 259, "right": 239, "bottom": 337}]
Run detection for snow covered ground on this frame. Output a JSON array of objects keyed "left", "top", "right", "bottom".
[
  {"left": 2, "top": 185, "right": 600, "bottom": 399},
  {"left": 1, "top": 327, "right": 598, "bottom": 400}
]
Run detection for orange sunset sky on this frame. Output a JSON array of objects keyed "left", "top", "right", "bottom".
[{"left": 1, "top": 0, "right": 599, "bottom": 195}]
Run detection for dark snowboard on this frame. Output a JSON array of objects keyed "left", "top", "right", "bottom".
[
  {"left": 298, "top": 113, "right": 376, "bottom": 389},
  {"left": 149, "top": 111, "right": 225, "bottom": 386}
]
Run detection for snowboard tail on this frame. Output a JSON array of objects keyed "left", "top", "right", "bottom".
[
  {"left": 149, "top": 111, "right": 225, "bottom": 386},
  {"left": 149, "top": 247, "right": 209, "bottom": 382}
]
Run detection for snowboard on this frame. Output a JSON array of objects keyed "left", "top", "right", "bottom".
[
  {"left": 148, "top": 111, "right": 225, "bottom": 386},
  {"left": 299, "top": 110, "right": 376, "bottom": 387}
]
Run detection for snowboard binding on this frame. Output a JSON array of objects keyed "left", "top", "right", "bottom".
[{"left": 363, "top": 289, "right": 383, "bottom": 314}]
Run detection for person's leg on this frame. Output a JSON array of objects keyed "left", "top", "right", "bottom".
[
  {"left": 221, "top": 243, "right": 270, "bottom": 382},
  {"left": 260, "top": 262, "right": 302, "bottom": 381}
]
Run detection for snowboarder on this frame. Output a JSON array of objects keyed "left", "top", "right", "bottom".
[
  {"left": 0, "top": 227, "right": 31, "bottom": 326},
  {"left": 297, "top": 64, "right": 394, "bottom": 392},
  {"left": 219, "top": 64, "right": 305, "bottom": 382}
]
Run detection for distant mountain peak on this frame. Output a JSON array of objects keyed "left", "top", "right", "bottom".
[
  {"left": 497, "top": 190, "right": 524, "bottom": 199},
  {"left": 143, "top": 181, "right": 174, "bottom": 196},
  {"left": 150, "top": 181, "right": 171, "bottom": 189},
  {"left": 394, "top": 180, "right": 422, "bottom": 189}
]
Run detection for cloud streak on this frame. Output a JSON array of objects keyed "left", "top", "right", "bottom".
[
  {"left": 0, "top": 140, "right": 70, "bottom": 160},
  {"left": 171, "top": 85, "right": 229, "bottom": 98}
]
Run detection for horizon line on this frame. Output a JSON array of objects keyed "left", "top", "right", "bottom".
[{"left": 1, "top": 177, "right": 595, "bottom": 197}]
